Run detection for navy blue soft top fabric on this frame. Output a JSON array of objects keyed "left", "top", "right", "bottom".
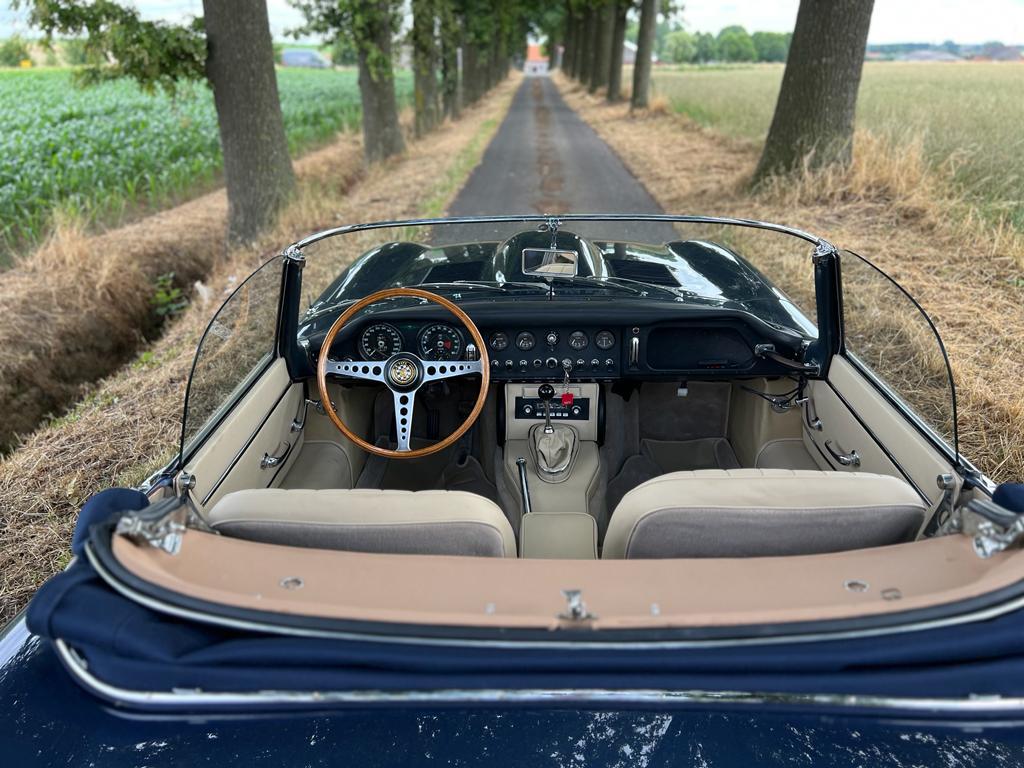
[
  {"left": 71, "top": 487, "right": 148, "bottom": 555},
  {"left": 994, "top": 483, "right": 1024, "bottom": 514}
]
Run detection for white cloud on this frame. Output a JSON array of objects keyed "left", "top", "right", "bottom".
[
  {"left": 2, "top": 0, "right": 1021, "bottom": 45},
  {"left": 681, "top": 0, "right": 1024, "bottom": 45}
]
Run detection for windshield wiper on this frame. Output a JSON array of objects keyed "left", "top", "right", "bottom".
[{"left": 419, "top": 281, "right": 549, "bottom": 294}]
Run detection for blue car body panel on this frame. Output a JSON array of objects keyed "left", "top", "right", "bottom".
[{"left": 5, "top": 617, "right": 1024, "bottom": 767}]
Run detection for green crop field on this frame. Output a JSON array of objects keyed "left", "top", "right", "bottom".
[
  {"left": 0, "top": 67, "right": 413, "bottom": 257},
  {"left": 652, "top": 62, "right": 1024, "bottom": 227}
]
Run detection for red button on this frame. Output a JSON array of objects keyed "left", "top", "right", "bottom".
[{"left": 561, "top": 392, "right": 574, "bottom": 406}]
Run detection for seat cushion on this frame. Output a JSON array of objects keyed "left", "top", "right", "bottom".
[
  {"left": 603, "top": 468, "right": 928, "bottom": 559},
  {"left": 208, "top": 488, "right": 516, "bottom": 557}
]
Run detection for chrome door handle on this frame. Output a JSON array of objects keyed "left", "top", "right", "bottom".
[
  {"left": 801, "top": 397, "right": 822, "bottom": 431},
  {"left": 260, "top": 440, "right": 292, "bottom": 470},
  {"left": 824, "top": 440, "right": 860, "bottom": 467}
]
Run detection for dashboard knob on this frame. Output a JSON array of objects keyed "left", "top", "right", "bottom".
[
  {"left": 504, "top": 359, "right": 514, "bottom": 371},
  {"left": 546, "top": 357, "right": 558, "bottom": 369},
  {"left": 491, "top": 359, "right": 500, "bottom": 368},
  {"left": 590, "top": 358, "right": 600, "bottom": 369},
  {"left": 523, "top": 404, "right": 534, "bottom": 416},
  {"left": 571, "top": 405, "right": 581, "bottom": 416},
  {"left": 605, "top": 358, "right": 615, "bottom": 370},
  {"left": 519, "top": 359, "right": 528, "bottom": 371},
  {"left": 545, "top": 331, "right": 559, "bottom": 346},
  {"left": 576, "top": 359, "right": 586, "bottom": 369},
  {"left": 532, "top": 358, "right": 542, "bottom": 369}
]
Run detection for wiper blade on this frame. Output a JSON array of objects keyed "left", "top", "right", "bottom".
[{"left": 419, "top": 281, "right": 549, "bottom": 294}]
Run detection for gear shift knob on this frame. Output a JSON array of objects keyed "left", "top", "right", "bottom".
[{"left": 537, "top": 383, "right": 555, "bottom": 433}]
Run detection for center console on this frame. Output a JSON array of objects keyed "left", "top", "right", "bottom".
[{"left": 499, "top": 383, "right": 604, "bottom": 558}]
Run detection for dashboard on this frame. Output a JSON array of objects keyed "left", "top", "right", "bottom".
[
  {"left": 310, "top": 305, "right": 808, "bottom": 383},
  {"left": 352, "top": 322, "right": 622, "bottom": 378}
]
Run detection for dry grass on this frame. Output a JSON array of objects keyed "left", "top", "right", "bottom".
[
  {"left": 554, "top": 72, "right": 1024, "bottom": 485},
  {"left": 0, "top": 134, "right": 365, "bottom": 452},
  {"left": 0, "top": 76, "right": 521, "bottom": 623}
]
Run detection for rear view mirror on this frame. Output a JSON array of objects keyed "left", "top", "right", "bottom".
[{"left": 522, "top": 248, "right": 579, "bottom": 277}]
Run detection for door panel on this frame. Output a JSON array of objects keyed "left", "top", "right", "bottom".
[
  {"left": 184, "top": 360, "right": 305, "bottom": 512},
  {"left": 805, "top": 356, "right": 960, "bottom": 506}
]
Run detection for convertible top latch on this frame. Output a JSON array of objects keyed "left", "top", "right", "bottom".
[
  {"left": 115, "top": 498, "right": 188, "bottom": 556},
  {"left": 951, "top": 498, "right": 1024, "bottom": 559}
]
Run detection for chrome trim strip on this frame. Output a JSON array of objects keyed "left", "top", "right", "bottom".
[
  {"left": 289, "top": 214, "right": 824, "bottom": 252},
  {"left": 86, "top": 542, "right": 1024, "bottom": 651},
  {"left": 53, "top": 639, "right": 1018, "bottom": 714}
]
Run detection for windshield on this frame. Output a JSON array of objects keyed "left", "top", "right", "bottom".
[{"left": 295, "top": 216, "right": 820, "bottom": 337}]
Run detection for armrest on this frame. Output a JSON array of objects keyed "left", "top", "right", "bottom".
[{"left": 520, "top": 512, "right": 597, "bottom": 559}]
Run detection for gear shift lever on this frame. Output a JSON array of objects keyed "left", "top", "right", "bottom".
[{"left": 537, "top": 383, "right": 555, "bottom": 434}]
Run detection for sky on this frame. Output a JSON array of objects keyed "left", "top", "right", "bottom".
[{"left": 1, "top": 0, "right": 1023, "bottom": 46}]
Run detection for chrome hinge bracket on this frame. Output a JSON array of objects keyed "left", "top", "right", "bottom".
[
  {"left": 952, "top": 498, "right": 1024, "bottom": 558},
  {"left": 115, "top": 502, "right": 187, "bottom": 555},
  {"left": 812, "top": 240, "right": 838, "bottom": 264},
  {"left": 559, "top": 589, "right": 596, "bottom": 622}
]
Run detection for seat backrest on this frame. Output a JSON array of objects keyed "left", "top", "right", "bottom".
[
  {"left": 208, "top": 488, "right": 517, "bottom": 558},
  {"left": 603, "top": 469, "right": 928, "bottom": 559}
]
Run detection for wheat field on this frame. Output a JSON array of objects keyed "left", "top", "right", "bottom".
[{"left": 652, "top": 62, "right": 1024, "bottom": 229}]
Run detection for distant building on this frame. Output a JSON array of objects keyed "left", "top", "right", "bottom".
[
  {"left": 524, "top": 43, "right": 548, "bottom": 76},
  {"left": 896, "top": 50, "right": 963, "bottom": 62},
  {"left": 622, "top": 41, "right": 659, "bottom": 66}
]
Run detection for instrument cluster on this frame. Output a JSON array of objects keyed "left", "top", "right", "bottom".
[
  {"left": 358, "top": 322, "right": 466, "bottom": 362},
  {"left": 485, "top": 327, "right": 619, "bottom": 378}
]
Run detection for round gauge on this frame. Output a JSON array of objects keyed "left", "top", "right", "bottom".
[
  {"left": 568, "top": 330, "right": 589, "bottom": 351},
  {"left": 515, "top": 331, "right": 536, "bottom": 351},
  {"left": 359, "top": 323, "right": 403, "bottom": 360},
  {"left": 489, "top": 331, "right": 509, "bottom": 351},
  {"left": 595, "top": 330, "right": 615, "bottom": 350},
  {"left": 544, "top": 330, "right": 559, "bottom": 346},
  {"left": 419, "top": 323, "right": 463, "bottom": 360}
]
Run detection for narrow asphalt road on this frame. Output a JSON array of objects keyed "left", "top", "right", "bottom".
[{"left": 447, "top": 75, "right": 677, "bottom": 243}]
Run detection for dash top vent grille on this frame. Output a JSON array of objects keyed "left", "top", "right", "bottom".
[
  {"left": 423, "top": 261, "right": 484, "bottom": 283},
  {"left": 606, "top": 259, "right": 678, "bottom": 287}
]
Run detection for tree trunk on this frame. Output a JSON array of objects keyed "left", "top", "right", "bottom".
[
  {"left": 562, "top": 5, "right": 576, "bottom": 76},
  {"left": 355, "top": 1, "right": 406, "bottom": 163},
  {"left": 203, "top": 0, "right": 294, "bottom": 244},
  {"left": 579, "top": 6, "right": 597, "bottom": 84},
  {"left": 463, "top": 41, "right": 480, "bottom": 104},
  {"left": 440, "top": 0, "right": 460, "bottom": 119},
  {"left": 754, "top": 0, "right": 874, "bottom": 181},
  {"left": 606, "top": 0, "right": 627, "bottom": 101},
  {"left": 412, "top": 0, "right": 440, "bottom": 137},
  {"left": 571, "top": 15, "right": 586, "bottom": 79},
  {"left": 631, "top": 0, "right": 656, "bottom": 109},
  {"left": 589, "top": 2, "right": 613, "bottom": 93}
]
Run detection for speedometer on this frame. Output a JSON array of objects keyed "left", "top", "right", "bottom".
[
  {"left": 359, "top": 323, "right": 403, "bottom": 360},
  {"left": 419, "top": 324, "right": 463, "bottom": 360}
]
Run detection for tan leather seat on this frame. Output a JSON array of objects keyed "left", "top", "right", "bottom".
[
  {"left": 603, "top": 468, "right": 928, "bottom": 559},
  {"left": 208, "top": 488, "right": 516, "bottom": 558}
]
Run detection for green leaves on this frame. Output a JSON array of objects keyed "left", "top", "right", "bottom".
[{"left": 0, "top": 68, "right": 414, "bottom": 255}]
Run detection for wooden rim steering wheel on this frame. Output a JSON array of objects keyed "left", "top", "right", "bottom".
[{"left": 316, "top": 288, "right": 490, "bottom": 459}]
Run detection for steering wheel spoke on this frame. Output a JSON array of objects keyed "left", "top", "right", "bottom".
[
  {"left": 392, "top": 390, "right": 416, "bottom": 452},
  {"left": 421, "top": 358, "right": 484, "bottom": 384},
  {"left": 324, "top": 359, "right": 387, "bottom": 383}
]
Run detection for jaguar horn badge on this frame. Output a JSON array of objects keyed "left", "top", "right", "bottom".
[{"left": 387, "top": 359, "right": 418, "bottom": 387}]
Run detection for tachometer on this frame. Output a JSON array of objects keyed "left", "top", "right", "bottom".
[
  {"left": 359, "top": 323, "right": 403, "bottom": 360},
  {"left": 419, "top": 323, "right": 463, "bottom": 360}
]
